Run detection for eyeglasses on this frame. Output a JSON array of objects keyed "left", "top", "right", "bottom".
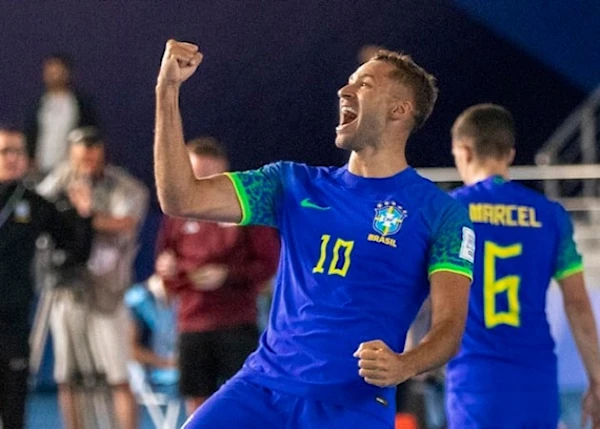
[{"left": 0, "top": 147, "right": 26, "bottom": 157}]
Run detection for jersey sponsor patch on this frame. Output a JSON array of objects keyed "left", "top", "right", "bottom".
[{"left": 459, "top": 226, "right": 475, "bottom": 263}]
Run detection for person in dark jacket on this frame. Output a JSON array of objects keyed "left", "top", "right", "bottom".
[
  {"left": 0, "top": 124, "right": 93, "bottom": 429},
  {"left": 23, "top": 53, "right": 98, "bottom": 177}
]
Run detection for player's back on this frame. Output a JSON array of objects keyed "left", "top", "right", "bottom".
[{"left": 447, "top": 176, "right": 581, "bottom": 393}]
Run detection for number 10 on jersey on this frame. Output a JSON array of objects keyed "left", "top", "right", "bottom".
[{"left": 312, "top": 234, "right": 355, "bottom": 277}]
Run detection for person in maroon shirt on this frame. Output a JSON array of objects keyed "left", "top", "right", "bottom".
[{"left": 155, "top": 137, "right": 280, "bottom": 415}]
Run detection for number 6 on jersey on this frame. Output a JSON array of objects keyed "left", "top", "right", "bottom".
[{"left": 484, "top": 241, "right": 523, "bottom": 329}]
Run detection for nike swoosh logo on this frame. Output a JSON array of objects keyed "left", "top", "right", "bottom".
[{"left": 300, "top": 198, "right": 331, "bottom": 210}]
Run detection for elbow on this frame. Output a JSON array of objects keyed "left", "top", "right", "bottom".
[
  {"left": 564, "top": 298, "right": 591, "bottom": 320},
  {"left": 444, "top": 323, "right": 466, "bottom": 361},
  {"left": 158, "top": 195, "right": 185, "bottom": 217},
  {"left": 447, "top": 340, "right": 461, "bottom": 360},
  {"left": 157, "top": 185, "right": 196, "bottom": 218}
]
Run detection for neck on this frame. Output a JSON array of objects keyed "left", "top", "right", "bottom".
[
  {"left": 463, "top": 161, "right": 510, "bottom": 186},
  {"left": 47, "top": 86, "right": 70, "bottom": 95},
  {"left": 347, "top": 132, "right": 409, "bottom": 178}
]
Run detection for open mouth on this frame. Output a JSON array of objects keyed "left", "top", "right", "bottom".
[{"left": 336, "top": 106, "right": 358, "bottom": 131}]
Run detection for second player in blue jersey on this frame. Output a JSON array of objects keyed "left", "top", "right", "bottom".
[{"left": 446, "top": 104, "right": 600, "bottom": 429}]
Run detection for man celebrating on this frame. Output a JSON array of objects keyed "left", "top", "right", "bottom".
[{"left": 155, "top": 40, "right": 474, "bottom": 428}]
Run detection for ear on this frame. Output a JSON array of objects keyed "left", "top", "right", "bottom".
[
  {"left": 390, "top": 100, "right": 413, "bottom": 121},
  {"left": 507, "top": 148, "right": 516, "bottom": 165},
  {"left": 464, "top": 144, "right": 476, "bottom": 164}
]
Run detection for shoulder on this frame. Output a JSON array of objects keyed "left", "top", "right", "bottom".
[
  {"left": 411, "top": 172, "right": 466, "bottom": 213},
  {"left": 37, "top": 163, "right": 72, "bottom": 196},
  {"left": 409, "top": 174, "right": 470, "bottom": 231},
  {"left": 251, "top": 161, "right": 339, "bottom": 188},
  {"left": 124, "top": 284, "right": 152, "bottom": 310},
  {"left": 264, "top": 160, "right": 336, "bottom": 177},
  {"left": 22, "top": 186, "right": 52, "bottom": 209},
  {"left": 105, "top": 165, "right": 148, "bottom": 194}
]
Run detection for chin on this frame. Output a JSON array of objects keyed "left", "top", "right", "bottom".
[{"left": 335, "top": 134, "right": 357, "bottom": 151}]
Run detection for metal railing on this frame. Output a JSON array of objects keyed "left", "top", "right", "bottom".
[
  {"left": 535, "top": 84, "right": 600, "bottom": 199},
  {"left": 417, "top": 164, "right": 600, "bottom": 284}
]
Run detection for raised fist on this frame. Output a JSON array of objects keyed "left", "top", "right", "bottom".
[{"left": 157, "top": 39, "right": 203, "bottom": 86}]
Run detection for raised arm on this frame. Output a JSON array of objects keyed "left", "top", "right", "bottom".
[{"left": 154, "top": 39, "right": 241, "bottom": 222}]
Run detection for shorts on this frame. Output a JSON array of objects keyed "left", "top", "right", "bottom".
[
  {"left": 446, "top": 389, "right": 559, "bottom": 429},
  {"left": 178, "top": 323, "right": 258, "bottom": 397},
  {"left": 182, "top": 376, "right": 393, "bottom": 429},
  {"left": 50, "top": 293, "right": 130, "bottom": 385}
]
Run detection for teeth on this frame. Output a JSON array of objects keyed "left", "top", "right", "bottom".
[{"left": 341, "top": 106, "right": 357, "bottom": 115}]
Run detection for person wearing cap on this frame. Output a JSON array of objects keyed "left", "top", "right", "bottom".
[
  {"left": 37, "top": 126, "right": 148, "bottom": 429},
  {"left": 0, "top": 124, "right": 93, "bottom": 429}
]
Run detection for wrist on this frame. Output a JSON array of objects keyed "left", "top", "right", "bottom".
[
  {"left": 589, "top": 374, "right": 600, "bottom": 386},
  {"left": 156, "top": 80, "right": 181, "bottom": 92},
  {"left": 394, "top": 353, "right": 417, "bottom": 384}
]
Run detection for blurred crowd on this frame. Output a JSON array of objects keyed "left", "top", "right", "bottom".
[{"left": 0, "top": 54, "right": 281, "bottom": 429}]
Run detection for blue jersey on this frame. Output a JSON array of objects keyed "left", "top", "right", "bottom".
[
  {"left": 447, "top": 176, "right": 583, "bottom": 394},
  {"left": 226, "top": 162, "right": 474, "bottom": 422}
]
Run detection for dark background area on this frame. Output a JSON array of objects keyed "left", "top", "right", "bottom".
[{"left": 0, "top": 0, "right": 595, "bottom": 279}]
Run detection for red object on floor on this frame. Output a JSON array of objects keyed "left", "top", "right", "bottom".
[{"left": 395, "top": 413, "right": 418, "bottom": 429}]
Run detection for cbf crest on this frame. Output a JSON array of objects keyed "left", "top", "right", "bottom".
[{"left": 373, "top": 202, "right": 407, "bottom": 237}]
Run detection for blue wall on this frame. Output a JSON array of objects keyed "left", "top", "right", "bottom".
[{"left": 452, "top": 0, "right": 600, "bottom": 91}]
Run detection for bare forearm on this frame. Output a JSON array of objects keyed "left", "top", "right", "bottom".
[
  {"left": 154, "top": 84, "right": 197, "bottom": 215},
  {"left": 93, "top": 214, "right": 137, "bottom": 234},
  {"left": 398, "top": 320, "right": 462, "bottom": 379},
  {"left": 565, "top": 299, "right": 600, "bottom": 384},
  {"left": 132, "top": 345, "right": 171, "bottom": 368}
]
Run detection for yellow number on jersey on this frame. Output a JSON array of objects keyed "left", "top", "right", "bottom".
[
  {"left": 312, "top": 234, "right": 355, "bottom": 277},
  {"left": 484, "top": 241, "right": 523, "bottom": 328}
]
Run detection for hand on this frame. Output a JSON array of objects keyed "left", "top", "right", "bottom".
[
  {"left": 159, "top": 356, "right": 177, "bottom": 369},
  {"left": 155, "top": 250, "right": 178, "bottom": 279},
  {"left": 582, "top": 382, "right": 600, "bottom": 428},
  {"left": 353, "top": 340, "right": 408, "bottom": 387},
  {"left": 157, "top": 39, "right": 203, "bottom": 87},
  {"left": 147, "top": 274, "right": 168, "bottom": 302},
  {"left": 67, "top": 180, "right": 93, "bottom": 217},
  {"left": 187, "top": 264, "right": 228, "bottom": 291}
]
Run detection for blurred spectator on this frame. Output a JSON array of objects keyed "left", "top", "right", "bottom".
[
  {"left": 0, "top": 124, "right": 93, "bottom": 429},
  {"left": 37, "top": 126, "right": 148, "bottom": 429},
  {"left": 155, "top": 137, "right": 280, "bottom": 415},
  {"left": 24, "top": 54, "right": 98, "bottom": 177},
  {"left": 125, "top": 274, "right": 178, "bottom": 386}
]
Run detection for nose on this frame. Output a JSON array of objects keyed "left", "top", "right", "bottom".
[{"left": 337, "top": 83, "right": 355, "bottom": 100}]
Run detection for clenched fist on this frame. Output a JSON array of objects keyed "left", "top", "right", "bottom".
[
  {"left": 354, "top": 340, "right": 408, "bottom": 387},
  {"left": 157, "top": 39, "right": 203, "bottom": 87}
]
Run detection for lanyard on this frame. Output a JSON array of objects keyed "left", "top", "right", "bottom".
[{"left": 0, "top": 184, "right": 26, "bottom": 230}]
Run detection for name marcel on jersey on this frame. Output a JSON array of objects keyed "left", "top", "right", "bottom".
[{"left": 469, "top": 203, "right": 542, "bottom": 228}]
